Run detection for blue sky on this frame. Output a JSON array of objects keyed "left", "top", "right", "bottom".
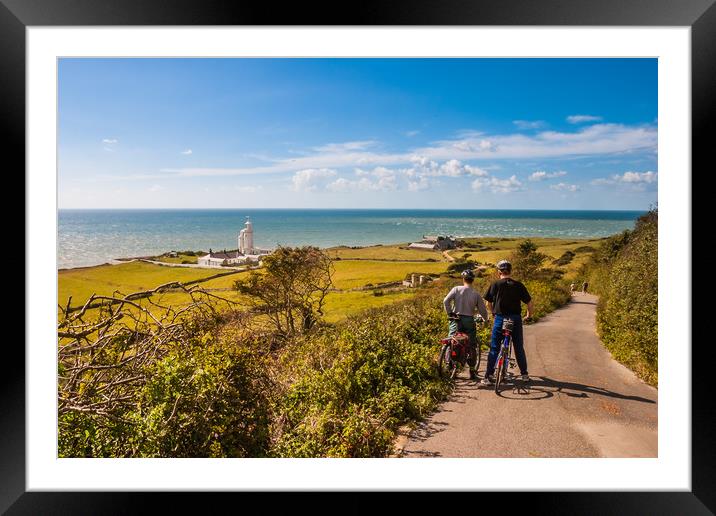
[{"left": 58, "top": 58, "right": 657, "bottom": 209}]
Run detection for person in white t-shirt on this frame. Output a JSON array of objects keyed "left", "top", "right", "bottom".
[{"left": 443, "top": 269, "right": 489, "bottom": 380}]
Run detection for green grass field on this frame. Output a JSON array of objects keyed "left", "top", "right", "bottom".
[
  {"left": 328, "top": 244, "right": 447, "bottom": 262},
  {"left": 331, "top": 260, "right": 448, "bottom": 290},
  {"left": 322, "top": 289, "right": 419, "bottom": 323},
  {"left": 457, "top": 237, "right": 603, "bottom": 277},
  {"left": 58, "top": 237, "right": 599, "bottom": 321},
  {"left": 58, "top": 262, "right": 235, "bottom": 308}
]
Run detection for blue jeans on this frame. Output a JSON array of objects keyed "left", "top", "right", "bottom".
[
  {"left": 448, "top": 315, "right": 478, "bottom": 369},
  {"left": 485, "top": 314, "right": 528, "bottom": 376}
]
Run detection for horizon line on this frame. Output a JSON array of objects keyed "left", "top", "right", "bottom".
[{"left": 58, "top": 207, "right": 649, "bottom": 212}]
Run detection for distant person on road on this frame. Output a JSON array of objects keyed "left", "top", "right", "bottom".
[
  {"left": 582, "top": 281, "right": 589, "bottom": 295},
  {"left": 481, "top": 260, "right": 534, "bottom": 385},
  {"left": 443, "top": 269, "right": 489, "bottom": 381},
  {"left": 570, "top": 282, "right": 576, "bottom": 296}
]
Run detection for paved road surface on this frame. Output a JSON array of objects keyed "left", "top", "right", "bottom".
[{"left": 399, "top": 294, "right": 657, "bottom": 458}]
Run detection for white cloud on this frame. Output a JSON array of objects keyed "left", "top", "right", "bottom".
[
  {"left": 313, "top": 140, "right": 377, "bottom": 153},
  {"left": 325, "top": 178, "right": 352, "bottom": 192},
  {"left": 550, "top": 182, "right": 580, "bottom": 192},
  {"left": 371, "top": 166, "right": 395, "bottom": 178},
  {"left": 405, "top": 130, "right": 420, "bottom": 137},
  {"left": 102, "top": 138, "right": 118, "bottom": 144},
  {"left": 529, "top": 170, "right": 568, "bottom": 181},
  {"left": 327, "top": 169, "right": 398, "bottom": 192},
  {"left": 451, "top": 139, "right": 496, "bottom": 153},
  {"left": 566, "top": 114, "right": 603, "bottom": 124},
  {"left": 418, "top": 123, "right": 655, "bottom": 162},
  {"left": 148, "top": 184, "right": 164, "bottom": 192},
  {"left": 513, "top": 120, "right": 545, "bottom": 130},
  {"left": 181, "top": 149, "right": 193, "bottom": 155},
  {"left": 439, "top": 159, "right": 465, "bottom": 177},
  {"left": 619, "top": 171, "right": 658, "bottom": 183},
  {"left": 407, "top": 157, "right": 488, "bottom": 178},
  {"left": 234, "top": 185, "right": 263, "bottom": 193},
  {"left": 291, "top": 168, "right": 337, "bottom": 192},
  {"left": 472, "top": 175, "right": 523, "bottom": 194},
  {"left": 407, "top": 176, "right": 431, "bottom": 191},
  {"left": 159, "top": 123, "right": 656, "bottom": 178},
  {"left": 465, "top": 164, "right": 490, "bottom": 177},
  {"left": 591, "top": 170, "right": 658, "bottom": 186}
]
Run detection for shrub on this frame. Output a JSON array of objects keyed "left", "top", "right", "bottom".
[
  {"left": 58, "top": 311, "right": 272, "bottom": 458},
  {"left": 235, "top": 246, "right": 334, "bottom": 337},
  {"left": 509, "top": 240, "right": 550, "bottom": 280},
  {"left": 269, "top": 290, "right": 451, "bottom": 457},
  {"left": 552, "top": 250, "right": 576, "bottom": 266},
  {"left": 523, "top": 280, "right": 571, "bottom": 321},
  {"left": 581, "top": 209, "right": 658, "bottom": 385},
  {"left": 130, "top": 341, "right": 272, "bottom": 457},
  {"left": 573, "top": 246, "right": 596, "bottom": 254},
  {"left": 447, "top": 260, "right": 478, "bottom": 274}
]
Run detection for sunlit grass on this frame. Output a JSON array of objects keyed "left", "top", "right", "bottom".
[
  {"left": 331, "top": 260, "right": 448, "bottom": 290},
  {"left": 327, "top": 244, "right": 447, "bottom": 262},
  {"left": 322, "top": 289, "right": 419, "bottom": 323},
  {"left": 58, "top": 261, "right": 224, "bottom": 309},
  {"left": 57, "top": 237, "right": 600, "bottom": 327}
]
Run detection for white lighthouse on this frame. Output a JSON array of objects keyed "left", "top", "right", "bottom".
[{"left": 238, "top": 217, "right": 254, "bottom": 255}]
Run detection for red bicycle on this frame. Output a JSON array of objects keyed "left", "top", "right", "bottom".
[{"left": 437, "top": 315, "right": 483, "bottom": 379}]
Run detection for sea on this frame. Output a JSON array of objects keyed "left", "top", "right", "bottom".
[{"left": 58, "top": 209, "right": 645, "bottom": 270}]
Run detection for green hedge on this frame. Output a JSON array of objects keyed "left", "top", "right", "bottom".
[
  {"left": 582, "top": 210, "right": 658, "bottom": 385},
  {"left": 59, "top": 331, "right": 272, "bottom": 458},
  {"left": 269, "top": 290, "right": 451, "bottom": 457}
]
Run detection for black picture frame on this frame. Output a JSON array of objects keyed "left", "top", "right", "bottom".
[{"left": 6, "top": 0, "right": 711, "bottom": 513}]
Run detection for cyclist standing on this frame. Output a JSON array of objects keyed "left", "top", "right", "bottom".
[
  {"left": 481, "top": 260, "right": 534, "bottom": 385},
  {"left": 443, "top": 269, "right": 489, "bottom": 380}
]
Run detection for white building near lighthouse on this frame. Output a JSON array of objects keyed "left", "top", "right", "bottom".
[{"left": 197, "top": 216, "right": 271, "bottom": 268}]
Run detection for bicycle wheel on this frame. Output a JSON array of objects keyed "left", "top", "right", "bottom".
[
  {"left": 474, "top": 339, "right": 482, "bottom": 374},
  {"left": 438, "top": 343, "right": 457, "bottom": 379},
  {"left": 494, "top": 349, "right": 505, "bottom": 393},
  {"left": 495, "top": 336, "right": 511, "bottom": 393}
]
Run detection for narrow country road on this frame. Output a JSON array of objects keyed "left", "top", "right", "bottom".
[{"left": 398, "top": 293, "right": 657, "bottom": 458}]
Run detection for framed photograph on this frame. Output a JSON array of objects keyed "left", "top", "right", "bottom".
[{"left": 7, "top": 0, "right": 712, "bottom": 512}]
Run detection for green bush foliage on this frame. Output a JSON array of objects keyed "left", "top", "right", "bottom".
[
  {"left": 269, "top": 290, "right": 451, "bottom": 457},
  {"left": 447, "top": 260, "right": 478, "bottom": 274},
  {"left": 509, "top": 240, "right": 550, "bottom": 280},
  {"left": 59, "top": 255, "right": 573, "bottom": 458},
  {"left": 573, "top": 245, "right": 596, "bottom": 254},
  {"left": 59, "top": 319, "right": 272, "bottom": 458},
  {"left": 580, "top": 209, "right": 658, "bottom": 385},
  {"left": 552, "top": 250, "right": 576, "bottom": 266},
  {"left": 523, "top": 280, "right": 571, "bottom": 321}
]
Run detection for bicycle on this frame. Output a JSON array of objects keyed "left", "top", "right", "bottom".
[
  {"left": 437, "top": 314, "right": 484, "bottom": 379},
  {"left": 493, "top": 317, "right": 517, "bottom": 394}
]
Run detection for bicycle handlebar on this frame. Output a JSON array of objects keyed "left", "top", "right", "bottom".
[{"left": 447, "top": 313, "right": 487, "bottom": 324}]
